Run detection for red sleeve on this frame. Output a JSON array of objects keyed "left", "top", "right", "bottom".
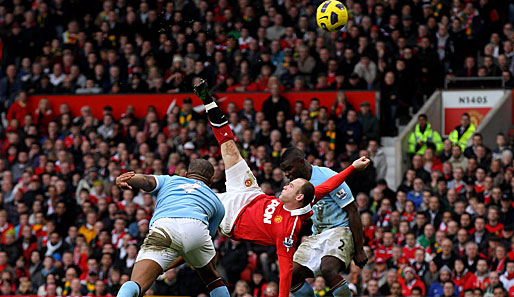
[
  {"left": 6, "top": 103, "right": 16, "bottom": 123},
  {"left": 277, "top": 254, "right": 293, "bottom": 297},
  {"left": 312, "top": 165, "right": 355, "bottom": 205}
]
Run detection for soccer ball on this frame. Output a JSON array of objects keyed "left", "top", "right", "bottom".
[{"left": 316, "top": 1, "right": 348, "bottom": 32}]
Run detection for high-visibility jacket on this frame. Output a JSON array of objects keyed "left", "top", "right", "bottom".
[
  {"left": 407, "top": 123, "right": 443, "bottom": 155},
  {"left": 449, "top": 124, "right": 476, "bottom": 152}
]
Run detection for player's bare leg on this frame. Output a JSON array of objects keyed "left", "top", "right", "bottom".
[
  {"left": 320, "top": 256, "right": 351, "bottom": 297},
  {"left": 196, "top": 257, "right": 230, "bottom": 297},
  {"left": 291, "top": 262, "right": 315, "bottom": 297},
  {"left": 194, "top": 79, "right": 242, "bottom": 170},
  {"left": 117, "top": 259, "right": 162, "bottom": 297}
]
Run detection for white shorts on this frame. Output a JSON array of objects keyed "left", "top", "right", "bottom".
[
  {"left": 136, "top": 218, "right": 215, "bottom": 269},
  {"left": 218, "top": 159, "right": 263, "bottom": 236},
  {"left": 293, "top": 227, "right": 354, "bottom": 275}
]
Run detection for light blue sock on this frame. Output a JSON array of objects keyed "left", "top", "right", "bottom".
[
  {"left": 210, "top": 286, "right": 230, "bottom": 297},
  {"left": 332, "top": 283, "right": 351, "bottom": 297},
  {"left": 117, "top": 281, "right": 141, "bottom": 297},
  {"left": 292, "top": 281, "right": 315, "bottom": 297}
]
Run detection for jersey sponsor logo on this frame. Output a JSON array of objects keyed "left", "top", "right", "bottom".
[
  {"left": 177, "top": 182, "right": 202, "bottom": 193},
  {"left": 274, "top": 215, "right": 283, "bottom": 223},
  {"left": 245, "top": 178, "right": 253, "bottom": 187},
  {"left": 263, "top": 199, "right": 281, "bottom": 224}
]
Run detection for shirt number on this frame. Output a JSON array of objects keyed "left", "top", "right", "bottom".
[
  {"left": 177, "top": 183, "right": 202, "bottom": 193},
  {"left": 338, "top": 239, "right": 345, "bottom": 251}
]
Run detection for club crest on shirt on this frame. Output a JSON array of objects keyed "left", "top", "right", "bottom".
[
  {"left": 245, "top": 170, "right": 256, "bottom": 187},
  {"left": 274, "top": 215, "right": 283, "bottom": 223}
]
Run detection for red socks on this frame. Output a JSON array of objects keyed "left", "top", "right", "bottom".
[{"left": 211, "top": 124, "right": 234, "bottom": 145}]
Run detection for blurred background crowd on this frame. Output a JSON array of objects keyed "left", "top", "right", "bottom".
[{"left": 0, "top": 0, "right": 513, "bottom": 296}]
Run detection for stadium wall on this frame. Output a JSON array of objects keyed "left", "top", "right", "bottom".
[
  {"left": 395, "top": 90, "right": 442, "bottom": 188},
  {"left": 474, "top": 90, "right": 513, "bottom": 148},
  {"left": 27, "top": 91, "right": 377, "bottom": 120}
]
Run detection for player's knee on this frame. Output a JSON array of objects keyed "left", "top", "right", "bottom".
[
  {"left": 292, "top": 263, "right": 313, "bottom": 284},
  {"left": 320, "top": 266, "right": 337, "bottom": 281},
  {"left": 320, "top": 258, "right": 342, "bottom": 282}
]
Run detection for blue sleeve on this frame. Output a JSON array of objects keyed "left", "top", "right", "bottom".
[
  {"left": 149, "top": 175, "right": 169, "bottom": 194},
  {"left": 328, "top": 182, "right": 354, "bottom": 208},
  {"left": 208, "top": 206, "right": 225, "bottom": 238}
]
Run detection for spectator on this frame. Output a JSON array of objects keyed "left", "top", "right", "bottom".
[
  {"left": 449, "top": 113, "right": 476, "bottom": 152},
  {"left": 380, "top": 71, "right": 399, "bottom": 136},
  {"left": 429, "top": 266, "right": 459, "bottom": 297},
  {"left": 449, "top": 145, "right": 469, "bottom": 172},
  {"left": 408, "top": 114, "right": 444, "bottom": 156},
  {"left": 6, "top": 91, "right": 29, "bottom": 127},
  {"left": 337, "top": 109, "right": 363, "bottom": 145},
  {"left": 358, "top": 101, "right": 379, "bottom": 141},
  {"left": 0, "top": 65, "right": 22, "bottom": 109},
  {"left": 399, "top": 266, "right": 426, "bottom": 296},
  {"left": 313, "top": 276, "right": 329, "bottom": 297},
  {"left": 368, "top": 140, "right": 387, "bottom": 182},
  {"left": 261, "top": 82, "right": 289, "bottom": 126}
]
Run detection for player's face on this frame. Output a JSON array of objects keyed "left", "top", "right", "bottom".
[
  {"left": 279, "top": 179, "right": 304, "bottom": 204},
  {"left": 281, "top": 159, "right": 310, "bottom": 180}
]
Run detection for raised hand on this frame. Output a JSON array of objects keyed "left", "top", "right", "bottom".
[
  {"left": 116, "top": 172, "right": 136, "bottom": 190},
  {"left": 352, "top": 156, "right": 370, "bottom": 171}
]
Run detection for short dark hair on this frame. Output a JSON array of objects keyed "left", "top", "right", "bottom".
[
  {"left": 188, "top": 159, "right": 215, "bottom": 181},
  {"left": 411, "top": 287, "right": 422, "bottom": 294},
  {"left": 280, "top": 147, "right": 304, "bottom": 164},
  {"left": 297, "top": 179, "right": 315, "bottom": 207},
  {"left": 492, "top": 285, "right": 506, "bottom": 294}
]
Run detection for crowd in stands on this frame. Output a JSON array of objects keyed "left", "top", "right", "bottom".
[
  {"left": 0, "top": 0, "right": 513, "bottom": 296},
  {"left": 0, "top": 0, "right": 512, "bottom": 135}
]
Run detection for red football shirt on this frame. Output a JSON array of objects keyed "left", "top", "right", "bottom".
[{"left": 230, "top": 165, "right": 356, "bottom": 297}]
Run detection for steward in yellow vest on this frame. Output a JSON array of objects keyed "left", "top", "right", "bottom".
[
  {"left": 448, "top": 113, "right": 476, "bottom": 152},
  {"left": 408, "top": 114, "right": 443, "bottom": 155}
]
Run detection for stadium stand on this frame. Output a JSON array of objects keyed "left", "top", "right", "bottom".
[{"left": 0, "top": 0, "right": 513, "bottom": 296}]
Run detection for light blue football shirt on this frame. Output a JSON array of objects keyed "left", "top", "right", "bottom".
[
  {"left": 149, "top": 175, "right": 225, "bottom": 238},
  {"left": 309, "top": 166, "right": 354, "bottom": 235}
]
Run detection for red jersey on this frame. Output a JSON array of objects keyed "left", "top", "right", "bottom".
[
  {"left": 231, "top": 165, "right": 356, "bottom": 297},
  {"left": 486, "top": 223, "right": 504, "bottom": 237},
  {"left": 475, "top": 182, "right": 485, "bottom": 193},
  {"left": 453, "top": 272, "right": 479, "bottom": 297},
  {"left": 402, "top": 245, "right": 420, "bottom": 261},
  {"left": 375, "top": 244, "right": 393, "bottom": 262}
]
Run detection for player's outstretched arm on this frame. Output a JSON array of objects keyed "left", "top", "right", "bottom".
[
  {"left": 116, "top": 172, "right": 157, "bottom": 192},
  {"left": 312, "top": 157, "right": 370, "bottom": 205},
  {"left": 193, "top": 79, "right": 243, "bottom": 170}
]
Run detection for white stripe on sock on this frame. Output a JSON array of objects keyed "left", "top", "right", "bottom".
[
  {"left": 205, "top": 102, "right": 218, "bottom": 111},
  {"left": 210, "top": 121, "right": 228, "bottom": 127}
]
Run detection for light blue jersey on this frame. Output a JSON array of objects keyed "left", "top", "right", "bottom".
[
  {"left": 309, "top": 166, "right": 354, "bottom": 235},
  {"left": 149, "top": 175, "right": 225, "bottom": 237}
]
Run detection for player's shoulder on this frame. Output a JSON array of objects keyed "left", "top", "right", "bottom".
[{"left": 311, "top": 165, "right": 337, "bottom": 179}]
